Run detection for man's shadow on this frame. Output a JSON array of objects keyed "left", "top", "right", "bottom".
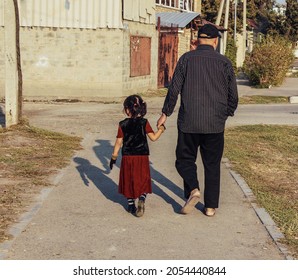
[{"left": 91, "top": 139, "right": 204, "bottom": 213}]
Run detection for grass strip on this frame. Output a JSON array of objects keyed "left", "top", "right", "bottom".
[{"left": 225, "top": 125, "right": 298, "bottom": 258}]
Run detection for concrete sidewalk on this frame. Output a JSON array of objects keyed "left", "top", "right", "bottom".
[
  {"left": 237, "top": 77, "right": 298, "bottom": 97},
  {"left": 1, "top": 79, "right": 297, "bottom": 260}
]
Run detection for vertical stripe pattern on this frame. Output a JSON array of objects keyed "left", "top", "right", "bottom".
[{"left": 162, "top": 44, "right": 238, "bottom": 134}]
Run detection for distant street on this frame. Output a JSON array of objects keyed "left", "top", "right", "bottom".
[{"left": 227, "top": 103, "right": 298, "bottom": 127}]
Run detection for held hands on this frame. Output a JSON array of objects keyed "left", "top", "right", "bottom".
[
  {"left": 157, "top": 113, "right": 167, "bottom": 129},
  {"left": 158, "top": 124, "right": 166, "bottom": 132},
  {"left": 109, "top": 155, "right": 117, "bottom": 170}
]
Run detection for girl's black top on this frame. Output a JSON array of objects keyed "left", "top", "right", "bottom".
[{"left": 119, "top": 118, "right": 150, "bottom": 156}]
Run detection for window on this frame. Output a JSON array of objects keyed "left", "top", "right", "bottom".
[
  {"left": 156, "top": 0, "right": 193, "bottom": 10},
  {"left": 130, "top": 36, "right": 151, "bottom": 77}
]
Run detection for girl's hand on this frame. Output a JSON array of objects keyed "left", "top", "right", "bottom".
[{"left": 110, "top": 155, "right": 117, "bottom": 170}]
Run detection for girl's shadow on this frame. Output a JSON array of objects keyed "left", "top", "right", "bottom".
[
  {"left": 0, "top": 105, "right": 5, "bottom": 127},
  {"left": 73, "top": 157, "right": 126, "bottom": 210}
]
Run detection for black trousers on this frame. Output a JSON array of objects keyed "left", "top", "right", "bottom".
[{"left": 175, "top": 130, "right": 224, "bottom": 208}]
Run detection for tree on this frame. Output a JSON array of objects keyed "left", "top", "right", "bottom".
[
  {"left": 225, "top": 36, "right": 238, "bottom": 73},
  {"left": 201, "top": 0, "right": 281, "bottom": 35},
  {"left": 285, "top": 0, "right": 298, "bottom": 43},
  {"left": 201, "top": 0, "right": 221, "bottom": 23},
  {"left": 243, "top": 34, "right": 294, "bottom": 87}
]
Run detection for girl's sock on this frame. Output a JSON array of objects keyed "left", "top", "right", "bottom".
[
  {"left": 139, "top": 193, "right": 147, "bottom": 202},
  {"left": 127, "top": 198, "right": 136, "bottom": 213},
  {"left": 128, "top": 198, "right": 135, "bottom": 205}
]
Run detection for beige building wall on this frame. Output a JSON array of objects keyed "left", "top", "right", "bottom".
[
  {"left": 0, "top": 23, "right": 158, "bottom": 100},
  {"left": 122, "top": 21, "right": 158, "bottom": 96},
  {"left": 178, "top": 29, "right": 192, "bottom": 58},
  {"left": 156, "top": 6, "right": 179, "bottom": 13},
  {"left": 0, "top": 0, "right": 158, "bottom": 101}
]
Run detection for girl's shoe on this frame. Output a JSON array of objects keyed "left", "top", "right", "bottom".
[
  {"left": 127, "top": 204, "right": 137, "bottom": 214},
  {"left": 136, "top": 200, "right": 145, "bottom": 217}
]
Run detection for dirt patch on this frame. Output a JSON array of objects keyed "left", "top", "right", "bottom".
[{"left": 0, "top": 124, "right": 81, "bottom": 242}]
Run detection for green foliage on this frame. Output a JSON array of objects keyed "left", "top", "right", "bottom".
[
  {"left": 201, "top": 0, "right": 221, "bottom": 23},
  {"left": 225, "top": 37, "right": 238, "bottom": 74},
  {"left": 285, "top": 0, "right": 298, "bottom": 43},
  {"left": 201, "top": 0, "right": 293, "bottom": 38},
  {"left": 243, "top": 35, "right": 294, "bottom": 88}
]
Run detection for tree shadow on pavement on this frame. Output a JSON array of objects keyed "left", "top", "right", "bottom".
[{"left": 92, "top": 139, "right": 202, "bottom": 214}]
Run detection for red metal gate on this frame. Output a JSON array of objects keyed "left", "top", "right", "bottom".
[{"left": 157, "top": 20, "right": 178, "bottom": 88}]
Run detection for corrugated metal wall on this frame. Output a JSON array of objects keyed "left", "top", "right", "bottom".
[
  {"left": 0, "top": 0, "right": 3, "bottom": 26},
  {"left": 0, "top": 0, "right": 123, "bottom": 29},
  {"left": 123, "top": 0, "right": 155, "bottom": 24},
  {"left": 0, "top": 0, "right": 157, "bottom": 28}
]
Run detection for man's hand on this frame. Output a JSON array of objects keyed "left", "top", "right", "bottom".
[{"left": 157, "top": 113, "right": 167, "bottom": 128}]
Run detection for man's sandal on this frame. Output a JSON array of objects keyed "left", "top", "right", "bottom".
[
  {"left": 205, "top": 208, "right": 216, "bottom": 217},
  {"left": 181, "top": 190, "right": 200, "bottom": 214}
]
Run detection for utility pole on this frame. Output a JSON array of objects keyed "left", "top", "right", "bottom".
[
  {"left": 4, "top": 0, "right": 22, "bottom": 127},
  {"left": 223, "top": 0, "right": 230, "bottom": 54},
  {"left": 243, "top": 0, "right": 247, "bottom": 64},
  {"left": 234, "top": 0, "right": 238, "bottom": 42},
  {"left": 216, "top": 0, "right": 225, "bottom": 26}
]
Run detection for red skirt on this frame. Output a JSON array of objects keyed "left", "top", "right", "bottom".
[{"left": 119, "top": 155, "right": 152, "bottom": 199}]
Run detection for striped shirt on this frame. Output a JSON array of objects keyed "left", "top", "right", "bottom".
[{"left": 162, "top": 44, "right": 238, "bottom": 133}]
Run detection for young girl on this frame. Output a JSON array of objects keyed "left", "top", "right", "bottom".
[{"left": 110, "top": 94, "right": 165, "bottom": 217}]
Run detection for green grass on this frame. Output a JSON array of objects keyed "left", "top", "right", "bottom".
[
  {"left": 225, "top": 125, "right": 298, "bottom": 258},
  {"left": 239, "top": 95, "right": 289, "bottom": 104}
]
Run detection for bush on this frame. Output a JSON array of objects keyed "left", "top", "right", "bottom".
[
  {"left": 225, "top": 37, "right": 238, "bottom": 75},
  {"left": 243, "top": 35, "right": 294, "bottom": 88}
]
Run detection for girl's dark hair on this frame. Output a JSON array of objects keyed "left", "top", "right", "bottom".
[{"left": 123, "top": 94, "right": 147, "bottom": 118}]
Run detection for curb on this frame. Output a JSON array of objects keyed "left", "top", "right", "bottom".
[
  {"left": 0, "top": 170, "right": 65, "bottom": 260},
  {"left": 289, "top": 96, "right": 298, "bottom": 104},
  {"left": 223, "top": 158, "right": 294, "bottom": 260},
  {"left": 0, "top": 187, "right": 53, "bottom": 260}
]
